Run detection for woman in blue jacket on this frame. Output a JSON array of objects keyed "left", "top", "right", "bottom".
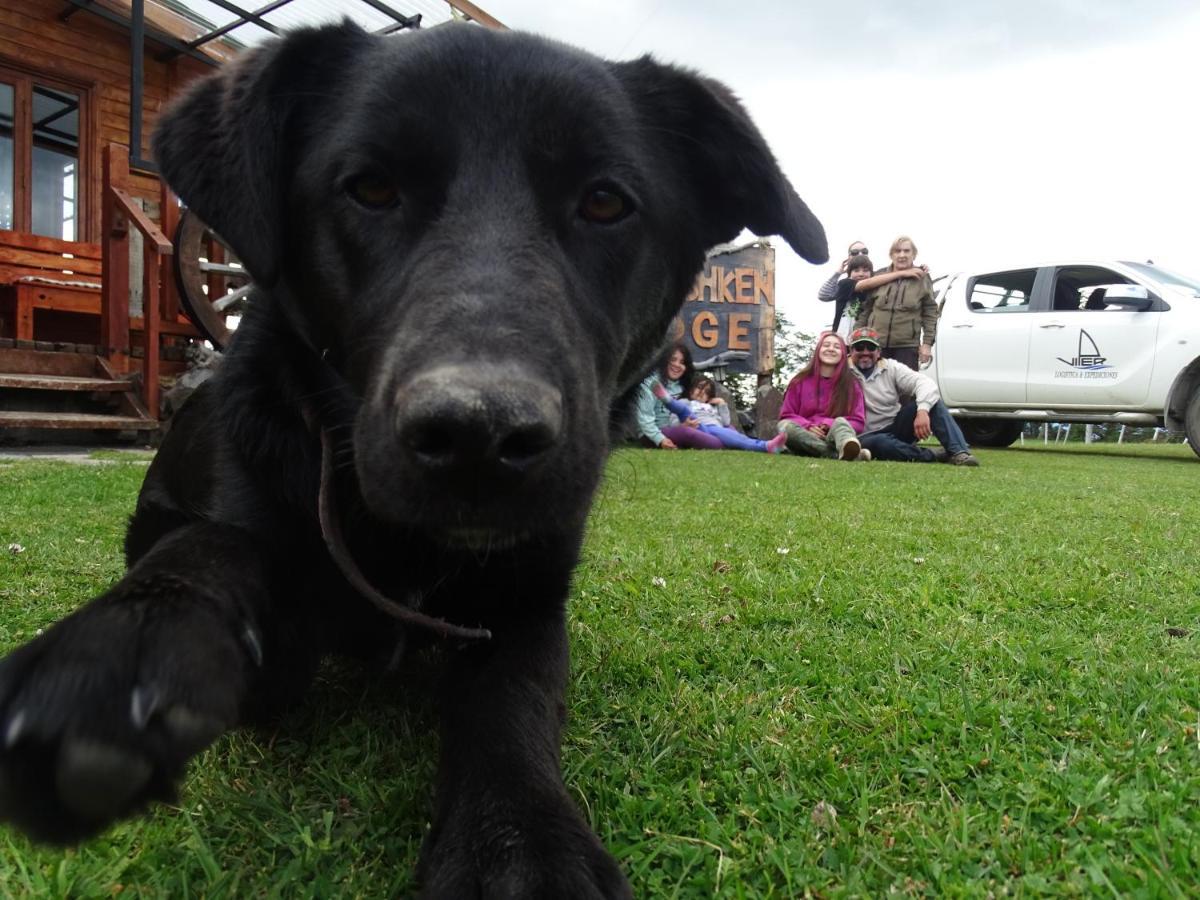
[{"left": 634, "top": 343, "right": 722, "bottom": 450}]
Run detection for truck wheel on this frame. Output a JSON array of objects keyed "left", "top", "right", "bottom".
[
  {"left": 1186, "top": 389, "right": 1200, "bottom": 460},
  {"left": 957, "top": 418, "right": 1023, "bottom": 448}
]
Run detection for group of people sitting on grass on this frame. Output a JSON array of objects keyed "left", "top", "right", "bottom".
[
  {"left": 633, "top": 229, "right": 979, "bottom": 468},
  {"left": 632, "top": 231, "right": 981, "bottom": 466},
  {"left": 634, "top": 332, "right": 979, "bottom": 466}
]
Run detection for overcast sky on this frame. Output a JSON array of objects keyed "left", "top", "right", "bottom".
[{"left": 484, "top": 0, "right": 1200, "bottom": 335}]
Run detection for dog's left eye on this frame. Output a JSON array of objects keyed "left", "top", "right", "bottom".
[
  {"left": 347, "top": 175, "right": 401, "bottom": 209},
  {"left": 579, "top": 188, "right": 632, "bottom": 224}
]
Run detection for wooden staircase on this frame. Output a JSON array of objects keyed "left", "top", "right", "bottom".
[
  {"left": 0, "top": 144, "right": 193, "bottom": 442},
  {"left": 0, "top": 346, "right": 155, "bottom": 437}
]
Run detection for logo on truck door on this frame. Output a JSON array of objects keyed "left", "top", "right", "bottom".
[
  {"left": 1055, "top": 330, "right": 1117, "bottom": 379},
  {"left": 1057, "top": 329, "right": 1110, "bottom": 369}
]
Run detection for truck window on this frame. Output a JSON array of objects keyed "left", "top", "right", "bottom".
[
  {"left": 1050, "top": 266, "right": 1139, "bottom": 311},
  {"left": 967, "top": 269, "right": 1037, "bottom": 312}
]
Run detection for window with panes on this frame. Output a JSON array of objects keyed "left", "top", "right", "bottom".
[{"left": 0, "top": 67, "right": 85, "bottom": 241}]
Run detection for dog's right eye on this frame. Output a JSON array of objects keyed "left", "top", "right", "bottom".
[{"left": 347, "top": 175, "right": 400, "bottom": 210}]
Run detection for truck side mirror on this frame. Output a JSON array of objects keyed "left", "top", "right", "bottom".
[{"left": 1103, "top": 284, "right": 1153, "bottom": 311}]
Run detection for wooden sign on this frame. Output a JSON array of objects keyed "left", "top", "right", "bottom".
[{"left": 671, "top": 240, "right": 775, "bottom": 376}]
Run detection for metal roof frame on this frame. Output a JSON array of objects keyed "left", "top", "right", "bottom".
[
  {"left": 165, "top": 0, "right": 425, "bottom": 55},
  {"left": 57, "top": 0, "right": 503, "bottom": 171},
  {"left": 60, "top": 0, "right": 230, "bottom": 68}
]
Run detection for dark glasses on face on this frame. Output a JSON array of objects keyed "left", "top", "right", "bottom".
[
  {"left": 851, "top": 343, "right": 878, "bottom": 352},
  {"left": 849, "top": 248, "right": 868, "bottom": 256}
]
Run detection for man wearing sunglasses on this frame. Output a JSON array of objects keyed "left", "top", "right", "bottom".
[{"left": 848, "top": 328, "right": 980, "bottom": 466}]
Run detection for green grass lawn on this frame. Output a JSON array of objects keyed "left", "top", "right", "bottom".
[{"left": 1, "top": 444, "right": 1198, "bottom": 897}]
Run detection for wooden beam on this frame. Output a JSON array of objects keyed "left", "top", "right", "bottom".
[
  {"left": 447, "top": 0, "right": 506, "bottom": 30},
  {"left": 0, "top": 230, "right": 102, "bottom": 257},
  {"left": 101, "top": 142, "right": 131, "bottom": 368},
  {"left": 0, "top": 347, "right": 101, "bottom": 377},
  {"left": 0, "top": 372, "right": 135, "bottom": 391},
  {"left": 141, "top": 237, "right": 160, "bottom": 418},
  {"left": 160, "top": 183, "right": 181, "bottom": 322},
  {"left": 0, "top": 410, "right": 153, "bottom": 429},
  {"left": 111, "top": 186, "right": 172, "bottom": 252}
]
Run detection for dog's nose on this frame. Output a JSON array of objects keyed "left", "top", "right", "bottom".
[{"left": 394, "top": 365, "right": 563, "bottom": 477}]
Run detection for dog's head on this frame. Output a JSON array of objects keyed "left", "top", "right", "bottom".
[{"left": 155, "top": 23, "right": 826, "bottom": 549}]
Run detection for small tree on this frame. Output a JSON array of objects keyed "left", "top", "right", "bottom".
[
  {"left": 723, "top": 311, "right": 816, "bottom": 410},
  {"left": 770, "top": 310, "right": 816, "bottom": 391}
]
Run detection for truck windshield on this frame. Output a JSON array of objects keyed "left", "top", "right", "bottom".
[{"left": 1121, "top": 262, "right": 1200, "bottom": 297}]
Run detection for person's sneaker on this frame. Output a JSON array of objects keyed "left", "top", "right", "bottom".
[
  {"left": 929, "top": 447, "right": 949, "bottom": 463},
  {"left": 766, "top": 432, "right": 787, "bottom": 454},
  {"left": 857, "top": 448, "right": 872, "bottom": 462},
  {"left": 949, "top": 451, "right": 980, "bottom": 467},
  {"left": 650, "top": 381, "right": 670, "bottom": 402},
  {"left": 839, "top": 438, "right": 861, "bottom": 461}
]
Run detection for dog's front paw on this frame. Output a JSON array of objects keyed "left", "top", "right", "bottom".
[
  {"left": 418, "top": 794, "right": 631, "bottom": 899},
  {"left": 0, "top": 583, "right": 254, "bottom": 843}
]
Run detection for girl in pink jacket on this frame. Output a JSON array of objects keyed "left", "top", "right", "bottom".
[{"left": 777, "top": 331, "right": 869, "bottom": 460}]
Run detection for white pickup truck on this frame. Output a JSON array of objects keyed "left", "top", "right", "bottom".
[{"left": 929, "top": 260, "right": 1200, "bottom": 458}]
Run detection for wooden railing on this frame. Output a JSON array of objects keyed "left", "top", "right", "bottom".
[{"left": 101, "top": 142, "right": 175, "bottom": 418}]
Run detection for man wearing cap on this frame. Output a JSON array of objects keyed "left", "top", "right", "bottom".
[{"left": 848, "top": 327, "right": 980, "bottom": 466}]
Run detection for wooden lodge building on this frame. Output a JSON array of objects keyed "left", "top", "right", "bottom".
[{"left": 0, "top": 0, "right": 501, "bottom": 439}]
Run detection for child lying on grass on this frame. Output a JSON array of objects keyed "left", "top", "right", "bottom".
[{"left": 651, "top": 378, "right": 786, "bottom": 454}]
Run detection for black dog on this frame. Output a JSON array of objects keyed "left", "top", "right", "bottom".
[{"left": 0, "top": 22, "right": 825, "bottom": 896}]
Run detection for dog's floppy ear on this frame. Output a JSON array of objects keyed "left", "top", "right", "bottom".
[
  {"left": 613, "top": 57, "right": 828, "bottom": 264},
  {"left": 153, "top": 22, "right": 371, "bottom": 286}
]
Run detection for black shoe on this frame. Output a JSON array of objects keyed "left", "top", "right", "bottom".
[{"left": 929, "top": 447, "right": 949, "bottom": 463}]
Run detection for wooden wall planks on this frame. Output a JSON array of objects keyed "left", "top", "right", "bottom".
[{"left": 0, "top": 0, "right": 212, "bottom": 240}]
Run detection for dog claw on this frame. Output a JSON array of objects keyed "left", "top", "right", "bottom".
[
  {"left": 3, "top": 710, "right": 26, "bottom": 749},
  {"left": 242, "top": 625, "right": 264, "bottom": 667},
  {"left": 55, "top": 740, "right": 152, "bottom": 821},
  {"left": 130, "top": 685, "right": 162, "bottom": 730}
]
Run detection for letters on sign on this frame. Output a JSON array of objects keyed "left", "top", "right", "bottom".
[{"left": 671, "top": 242, "right": 776, "bottom": 376}]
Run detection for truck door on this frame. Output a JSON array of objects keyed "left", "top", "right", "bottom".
[
  {"left": 1026, "top": 265, "right": 1161, "bottom": 408},
  {"left": 936, "top": 267, "right": 1042, "bottom": 404}
]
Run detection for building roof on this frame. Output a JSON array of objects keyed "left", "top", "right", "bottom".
[{"left": 87, "top": 0, "right": 503, "bottom": 65}]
